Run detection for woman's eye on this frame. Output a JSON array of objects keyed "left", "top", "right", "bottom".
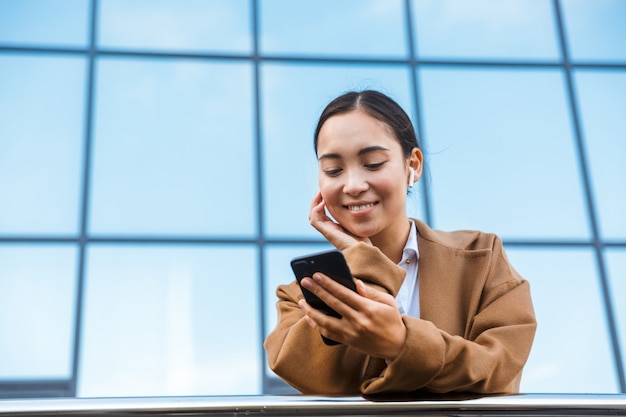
[
  {"left": 365, "top": 162, "right": 385, "bottom": 170},
  {"left": 324, "top": 168, "right": 342, "bottom": 177}
]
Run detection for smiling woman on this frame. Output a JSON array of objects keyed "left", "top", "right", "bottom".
[
  {"left": 314, "top": 96, "right": 422, "bottom": 263},
  {"left": 264, "top": 90, "right": 537, "bottom": 397}
]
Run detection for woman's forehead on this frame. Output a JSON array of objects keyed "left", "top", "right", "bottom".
[{"left": 316, "top": 111, "right": 401, "bottom": 155}]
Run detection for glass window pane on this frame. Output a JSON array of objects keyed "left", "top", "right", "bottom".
[
  {"left": 89, "top": 58, "right": 255, "bottom": 236},
  {"left": 574, "top": 70, "right": 626, "bottom": 240},
  {"left": 0, "top": 55, "right": 85, "bottom": 235},
  {"left": 0, "top": 0, "right": 89, "bottom": 47},
  {"left": 411, "top": 0, "right": 560, "bottom": 60},
  {"left": 419, "top": 67, "right": 590, "bottom": 239},
  {"left": 261, "top": 63, "right": 425, "bottom": 239},
  {"left": 606, "top": 249, "right": 626, "bottom": 370},
  {"left": 0, "top": 244, "right": 77, "bottom": 379},
  {"left": 98, "top": 0, "right": 251, "bottom": 53},
  {"left": 561, "top": 0, "right": 626, "bottom": 61},
  {"left": 79, "top": 244, "right": 260, "bottom": 396},
  {"left": 507, "top": 247, "right": 619, "bottom": 393},
  {"left": 260, "top": 0, "right": 407, "bottom": 58}
]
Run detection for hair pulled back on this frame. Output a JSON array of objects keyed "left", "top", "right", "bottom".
[{"left": 314, "top": 90, "right": 420, "bottom": 158}]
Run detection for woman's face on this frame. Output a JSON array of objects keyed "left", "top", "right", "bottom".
[{"left": 316, "top": 110, "right": 419, "bottom": 243}]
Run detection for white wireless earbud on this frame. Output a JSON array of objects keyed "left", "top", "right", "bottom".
[{"left": 408, "top": 167, "right": 415, "bottom": 188}]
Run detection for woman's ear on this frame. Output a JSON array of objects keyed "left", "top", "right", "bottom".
[{"left": 408, "top": 148, "right": 423, "bottom": 186}]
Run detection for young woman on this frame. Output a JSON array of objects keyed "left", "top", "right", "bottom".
[{"left": 264, "top": 90, "right": 536, "bottom": 396}]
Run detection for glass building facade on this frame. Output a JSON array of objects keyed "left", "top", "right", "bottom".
[{"left": 0, "top": 0, "right": 625, "bottom": 398}]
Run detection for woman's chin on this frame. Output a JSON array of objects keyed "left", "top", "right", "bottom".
[{"left": 341, "top": 223, "right": 377, "bottom": 240}]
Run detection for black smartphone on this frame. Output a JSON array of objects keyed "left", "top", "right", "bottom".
[{"left": 290, "top": 249, "right": 357, "bottom": 345}]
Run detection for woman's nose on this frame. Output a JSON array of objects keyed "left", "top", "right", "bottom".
[{"left": 342, "top": 170, "right": 368, "bottom": 195}]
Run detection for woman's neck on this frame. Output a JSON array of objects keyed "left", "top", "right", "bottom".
[{"left": 370, "top": 219, "right": 412, "bottom": 264}]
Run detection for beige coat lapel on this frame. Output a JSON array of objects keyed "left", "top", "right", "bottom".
[{"left": 415, "top": 220, "right": 491, "bottom": 338}]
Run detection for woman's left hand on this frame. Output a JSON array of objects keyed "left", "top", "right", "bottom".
[
  {"left": 309, "top": 191, "right": 371, "bottom": 251},
  {"left": 298, "top": 272, "right": 407, "bottom": 361}
]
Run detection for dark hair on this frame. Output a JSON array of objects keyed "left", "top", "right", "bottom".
[{"left": 314, "top": 90, "right": 420, "bottom": 157}]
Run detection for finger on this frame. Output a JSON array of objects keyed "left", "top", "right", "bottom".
[
  {"left": 307, "top": 273, "right": 362, "bottom": 314},
  {"left": 300, "top": 275, "right": 349, "bottom": 321},
  {"left": 298, "top": 299, "right": 319, "bottom": 325},
  {"left": 356, "top": 279, "right": 397, "bottom": 308},
  {"left": 310, "top": 191, "right": 323, "bottom": 209},
  {"left": 300, "top": 275, "right": 338, "bottom": 306},
  {"left": 313, "top": 272, "right": 356, "bottom": 298},
  {"left": 309, "top": 192, "right": 325, "bottom": 217},
  {"left": 298, "top": 296, "right": 342, "bottom": 340}
]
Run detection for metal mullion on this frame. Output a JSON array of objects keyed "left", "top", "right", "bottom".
[
  {"left": 250, "top": 0, "right": 270, "bottom": 395},
  {"left": 70, "top": 0, "right": 99, "bottom": 398},
  {"left": 553, "top": 0, "right": 626, "bottom": 392},
  {"left": 404, "top": 0, "right": 432, "bottom": 227},
  {"left": 0, "top": 380, "right": 72, "bottom": 399}
]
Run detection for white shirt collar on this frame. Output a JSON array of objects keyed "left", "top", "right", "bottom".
[
  {"left": 400, "top": 220, "right": 419, "bottom": 264},
  {"left": 396, "top": 220, "right": 420, "bottom": 318}
]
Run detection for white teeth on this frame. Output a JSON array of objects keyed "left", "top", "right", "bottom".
[{"left": 348, "top": 203, "right": 374, "bottom": 212}]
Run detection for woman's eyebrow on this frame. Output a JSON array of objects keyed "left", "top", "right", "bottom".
[
  {"left": 357, "top": 145, "right": 390, "bottom": 156},
  {"left": 318, "top": 152, "right": 341, "bottom": 161},
  {"left": 318, "top": 145, "right": 390, "bottom": 161}
]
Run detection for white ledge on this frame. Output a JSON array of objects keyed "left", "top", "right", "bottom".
[{"left": 0, "top": 393, "right": 625, "bottom": 416}]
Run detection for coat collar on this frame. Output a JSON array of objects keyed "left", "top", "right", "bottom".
[{"left": 412, "top": 219, "right": 492, "bottom": 336}]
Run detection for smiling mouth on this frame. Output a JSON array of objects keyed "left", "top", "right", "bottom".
[{"left": 345, "top": 202, "right": 378, "bottom": 212}]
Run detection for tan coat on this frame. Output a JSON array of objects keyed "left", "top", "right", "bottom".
[{"left": 264, "top": 219, "right": 537, "bottom": 396}]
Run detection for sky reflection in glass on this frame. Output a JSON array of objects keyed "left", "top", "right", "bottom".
[{"left": 1, "top": 0, "right": 625, "bottom": 398}]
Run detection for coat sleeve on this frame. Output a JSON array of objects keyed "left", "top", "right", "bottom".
[
  {"left": 263, "top": 243, "right": 406, "bottom": 394},
  {"left": 360, "top": 236, "right": 537, "bottom": 395},
  {"left": 263, "top": 279, "right": 365, "bottom": 394}
]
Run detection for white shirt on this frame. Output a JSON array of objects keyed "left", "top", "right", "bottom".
[{"left": 395, "top": 220, "right": 420, "bottom": 318}]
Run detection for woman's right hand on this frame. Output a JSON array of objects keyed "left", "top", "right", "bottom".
[
  {"left": 299, "top": 274, "right": 406, "bottom": 361},
  {"left": 309, "top": 191, "right": 371, "bottom": 250}
]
